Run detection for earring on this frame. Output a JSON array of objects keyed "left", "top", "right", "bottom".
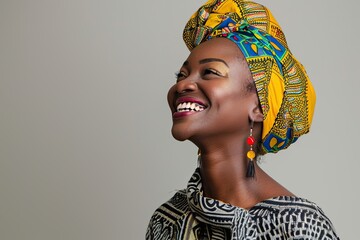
[{"left": 246, "top": 121, "right": 256, "bottom": 178}]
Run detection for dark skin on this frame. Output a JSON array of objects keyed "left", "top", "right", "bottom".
[{"left": 167, "top": 38, "right": 293, "bottom": 210}]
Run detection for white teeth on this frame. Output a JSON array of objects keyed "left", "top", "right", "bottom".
[{"left": 176, "top": 102, "right": 206, "bottom": 112}]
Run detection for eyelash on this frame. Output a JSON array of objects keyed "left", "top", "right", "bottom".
[
  {"left": 174, "top": 68, "right": 221, "bottom": 81},
  {"left": 175, "top": 71, "right": 186, "bottom": 79},
  {"left": 203, "top": 68, "right": 221, "bottom": 76}
]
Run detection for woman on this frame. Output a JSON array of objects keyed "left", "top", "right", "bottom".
[{"left": 147, "top": 0, "right": 339, "bottom": 239}]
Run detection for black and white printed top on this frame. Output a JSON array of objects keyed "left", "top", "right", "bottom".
[{"left": 146, "top": 168, "right": 339, "bottom": 240}]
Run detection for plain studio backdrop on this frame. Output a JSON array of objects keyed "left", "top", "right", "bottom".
[{"left": 0, "top": 0, "right": 358, "bottom": 239}]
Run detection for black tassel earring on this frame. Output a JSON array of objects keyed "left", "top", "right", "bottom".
[{"left": 246, "top": 121, "right": 256, "bottom": 178}]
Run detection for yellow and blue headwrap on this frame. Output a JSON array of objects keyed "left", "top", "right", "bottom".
[{"left": 183, "top": 0, "right": 316, "bottom": 154}]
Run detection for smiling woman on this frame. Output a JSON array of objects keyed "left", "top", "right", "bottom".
[
  {"left": 168, "top": 38, "right": 259, "bottom": 144},
  {"left": 146, "top": 0, "right": 339, "bottom": 239}
]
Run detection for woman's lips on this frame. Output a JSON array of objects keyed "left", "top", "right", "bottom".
[
  {"left": 173, "top": 110, "right": 200, "bottom": 118},
  {"left": 172, "top": 97, "right": 207, "bottom": 119}
]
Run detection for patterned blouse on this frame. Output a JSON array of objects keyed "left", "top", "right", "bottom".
[{"left": 146, "top": 168, "right": 339, "bottom": 239}]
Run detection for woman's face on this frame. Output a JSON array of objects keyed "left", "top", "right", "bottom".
[{"left": 167, "top": 38, "right": 261, "bottom": 144}]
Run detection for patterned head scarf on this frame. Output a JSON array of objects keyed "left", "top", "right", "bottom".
[{"left": 183, "top": 0, "right": 316, "bottom": 154}]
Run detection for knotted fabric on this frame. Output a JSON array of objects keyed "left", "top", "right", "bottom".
[{"left": 183, "top": 0, "right": 316, "bottom": 154}]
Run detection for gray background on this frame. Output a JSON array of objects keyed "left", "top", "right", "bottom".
[{"left": 0, "top": 0, "right": 358, "bottom": 239}]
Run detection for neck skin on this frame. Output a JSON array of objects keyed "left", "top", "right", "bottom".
[{"left": 195, "top": 133, "right": 293, "bottom": 210}]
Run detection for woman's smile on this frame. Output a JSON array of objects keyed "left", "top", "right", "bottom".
[{"left": 172, "top": 97, "right": 207, "bottom": 118}]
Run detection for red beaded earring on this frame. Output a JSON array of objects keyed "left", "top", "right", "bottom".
[{"left": 246, "top": 121, "right": 256, "bottom": 178}]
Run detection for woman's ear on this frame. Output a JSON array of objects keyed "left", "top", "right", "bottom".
[{"left": 249, "top": 99, "right": 264, "bottom": 123}]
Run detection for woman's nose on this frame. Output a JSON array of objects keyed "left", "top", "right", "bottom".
[{"left": 175, "top": 78, "right": 198, "bottom": 94}]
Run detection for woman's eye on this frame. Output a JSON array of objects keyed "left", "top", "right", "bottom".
[
  {"left": 204, "top": 68, "right": 221, "bottom": 76},
  {"left": 175, "top": 71, "right": 187, "bottom": 81}
]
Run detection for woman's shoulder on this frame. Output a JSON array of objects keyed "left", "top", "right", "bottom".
[
  {"left": 251, "top": 196, "right": 330, "bottom": 218},
  {"left": 249, "top": 196, "right": 340, "bottom": 239},
  {"left": 252, "top": 195, "right": 322, "bottom": 212}
]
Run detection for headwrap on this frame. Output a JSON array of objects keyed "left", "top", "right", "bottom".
[{"left": 183, "top": 0, "right": 316, "bottom": 154}]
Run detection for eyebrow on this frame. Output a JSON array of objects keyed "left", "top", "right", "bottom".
[
  {"left": 182, "top": 58, "right": 229, "bottom": 68},
  {"left": 199, "top": 58, "right": 229, "bottom": 67}
]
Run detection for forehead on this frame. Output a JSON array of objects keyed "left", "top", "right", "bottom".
[{"left": 187, "top": 38, "right": 244, "bottom": 62}]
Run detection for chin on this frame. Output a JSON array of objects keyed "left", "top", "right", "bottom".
[{"left": 171, "top": 128, "right": 191, "bottom": 142}]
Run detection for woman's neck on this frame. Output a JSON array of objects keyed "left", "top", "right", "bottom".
[
  {"left": 199, "top": 146, "right": 260, "bottom": 209},
  {"left": 198, "top": 143, "right": 294, "bottom": 209}
]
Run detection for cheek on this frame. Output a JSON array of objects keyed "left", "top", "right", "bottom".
[
  {"left": 211, "top": 84, "right": 250, "bottom": 123},
  {"left": 210, "top": 81, "right": 245, "bottom": 109},
  {"left": 167, "top": 85, "right": 176, "bottom": 107}
]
